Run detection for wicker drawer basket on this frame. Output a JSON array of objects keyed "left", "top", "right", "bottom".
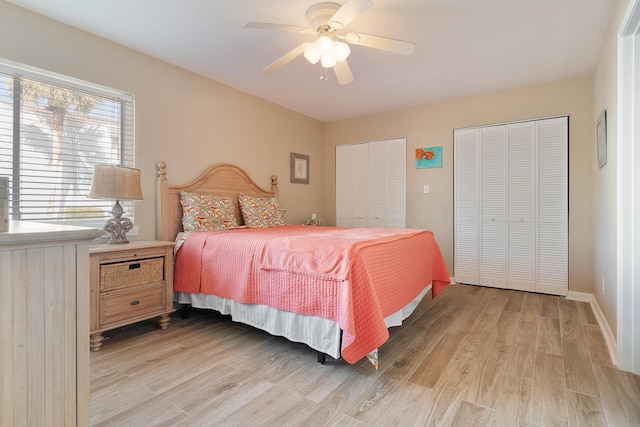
[{"left": 100, "top": 257, "right": 164, "bottom": 291}]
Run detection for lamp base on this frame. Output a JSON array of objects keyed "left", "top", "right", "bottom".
[{"left": 104, "top": 200, "right": 134, "bottom": 244}]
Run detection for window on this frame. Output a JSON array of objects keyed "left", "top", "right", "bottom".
[{"left": 0, "top": 58, "right": 135, "bottom": 224}]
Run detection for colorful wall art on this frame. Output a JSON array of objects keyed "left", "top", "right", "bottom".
[{"left": 415, "top": 146, "right": 442, "bottom": 168}]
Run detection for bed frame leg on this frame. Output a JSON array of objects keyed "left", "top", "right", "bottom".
[
  {"left": 181, "top": 304, "right": 190, "bottom": 319},
  {"left": 317, "top": 352, "right": 326, "bottom": 364}
]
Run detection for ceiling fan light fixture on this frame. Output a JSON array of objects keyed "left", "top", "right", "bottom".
[
  {"left": 304, "top": 35, "right": 350, "bottom": 68},
  {"left": 334, "top": 41, "right": 350, "bottom": 62},
  {"left": 317, "top": 35, "right": 333, "bottom": 51},
  {"left": 303, "top": 43, "right": 321, "bottom": 64},
  {"left": 320, "top": 53, "right": 337, "bottom": 68}
]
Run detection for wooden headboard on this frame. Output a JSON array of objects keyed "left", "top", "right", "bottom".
[{"left": 156, "top": 161, "right": 279, "bottom": 242}]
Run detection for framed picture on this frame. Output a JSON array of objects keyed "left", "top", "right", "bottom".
[
  {"left": 597, "top": 109, "right": 607, "bottom": 169},
  {"left": 290, "top": 152, "right": 309, "bottom": 184},
  {"left": 415, "top": 146, "right": 442, "bottom": 168}
]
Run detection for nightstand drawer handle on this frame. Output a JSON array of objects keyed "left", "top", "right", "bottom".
[
  {"left": 130, "top": 300, "right": 140, "bottom": 306},
  {"left": 128, "top": 263, "right": 141, "bottom": 270}
]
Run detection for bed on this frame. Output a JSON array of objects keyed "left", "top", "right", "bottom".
[{"left": 156, "top": 161, "right": 450, "bottom": 365}]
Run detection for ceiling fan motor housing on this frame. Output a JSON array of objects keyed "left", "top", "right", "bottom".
[{"left": 306, "top": 2, "right": 341, "bottom": 33}]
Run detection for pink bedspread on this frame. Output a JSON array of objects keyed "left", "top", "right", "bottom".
[{"left": 174, "top": 225, "right": 450, "bottom": 363}]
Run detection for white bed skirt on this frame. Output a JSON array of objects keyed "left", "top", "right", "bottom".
[{"left": 175, "top": 284, "right": 431, "bottom": 360}]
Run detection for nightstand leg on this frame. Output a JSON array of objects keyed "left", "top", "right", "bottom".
[
  {"left": 157, "top": 314, "right": 171, "bottom": 330},
  {"left": 90, "top": 332, "right": 104, "bottom": 352}
]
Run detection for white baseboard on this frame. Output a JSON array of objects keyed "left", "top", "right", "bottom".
[
  {"left": 565, "top": 290, "right": 591, "bottom": 302},
  {"left": 566, "top": 291, "right": 618, "bottom": 367}
]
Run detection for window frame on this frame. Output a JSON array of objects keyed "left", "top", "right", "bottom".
[{"left": 0, "top": 58, "right": 136, "bottom": 228}]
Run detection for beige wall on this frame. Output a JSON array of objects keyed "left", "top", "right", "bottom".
[
  {"left": 592, "top": 0, "right": 632, "bottom": 338},
  {"left": 324, "top": 76, "right": 595, "bottom": 293},
  {"left": 0, "top": 1, "right": 325, "bottom": 240}
]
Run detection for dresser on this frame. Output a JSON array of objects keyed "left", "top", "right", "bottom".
[
  {"left": 89, "top": 241, "right": 175, "bottom": 351},
  {"left": 0, "top": 221, "right": 102, "bottom": 427}
]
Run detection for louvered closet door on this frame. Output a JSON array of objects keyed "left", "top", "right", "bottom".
[
  {"left": 336, "top": 144, "right": 353, "bottom": 227},
  {"left": 336, "top": 138, "right": 406, "bottom": 229},
  {"left": 386, "top": 138, "right": 407, "bottom": 228},
  {"left": 368, "top": 140, "right": 387, "bottom": 227},
  {"left": 480, "top": 126, "right": 506, "bottom": 288},
  {"left": 454, "top": 117, "right": 567, "bottom": 295},
  {"left": 351, "top": 143, "right": 369, "bottom": 227},
  {"left": 454, "top": 128, "right": 479, "bottom": 285},
  {"left": 507, "top": 121, "right": 536, "bottom": 292},
  {"left": 537, "top": 117, "right": 568, "bottom": 295}
]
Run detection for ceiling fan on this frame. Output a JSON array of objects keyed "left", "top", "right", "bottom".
[{"left": 243, "top": 0, "right": 415, "bottom": 85}]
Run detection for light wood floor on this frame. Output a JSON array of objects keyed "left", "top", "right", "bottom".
[{"left": 90, "top": 284, "right": 640, "bottom": 426}]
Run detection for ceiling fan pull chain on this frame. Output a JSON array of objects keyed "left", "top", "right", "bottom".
[{"left": 320, "top": 66, "right": 328, "bottom": 81}]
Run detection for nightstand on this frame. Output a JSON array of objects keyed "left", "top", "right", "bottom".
[{"left": 89, "top": 240, "right": 175, "bottom": 351}]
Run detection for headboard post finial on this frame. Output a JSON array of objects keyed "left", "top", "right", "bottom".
[
  {"left": 156, "top": 161, "right": 169, "bottom": 241},
  {"left": 157, "top": 161, "right": 167, "bottom": 180},
  {"left": 271, "top": 175, "right": 279, "bottom": 199}
]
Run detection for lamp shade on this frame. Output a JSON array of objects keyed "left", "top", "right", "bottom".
[{"left": 88, "top": 165, "right": 143, "bottom": 201}]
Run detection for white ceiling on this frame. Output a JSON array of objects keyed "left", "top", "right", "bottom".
[{"left": 7, "top": 0, "right": 613, "bottom": 122}]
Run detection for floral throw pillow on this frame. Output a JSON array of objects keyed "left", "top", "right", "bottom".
[
  {"left": 238, "top": 193, "right": 286, "bottom": 228},
  {"left": 180, "top": 192, "right": 239, "bottom": 232}
]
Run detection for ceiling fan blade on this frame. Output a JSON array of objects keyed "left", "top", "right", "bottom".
[
  {"left": 334, "top": 60, "right": 354, "bottom": 85},
  {"left": 329, "top": 0, "right": 373, "bottom": 29},
  {"left": 345, "top": 32, "right": 416, "bottom": 56},
  {"left": 243, "top": 22, "right": 312, "bottom": 34},
  {"left": 262, "top": 42, "right": 311, "bottom": 74}
]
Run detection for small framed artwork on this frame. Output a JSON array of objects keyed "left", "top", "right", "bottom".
[
  {"left": 416, "top": 146, "right": 442, "bottom": 168},
  {"left": 596, "top": 109, "right": 607, "bottom": 169},
  {"left": 290, "top": 152, "right": 309, "bottom": 184}
]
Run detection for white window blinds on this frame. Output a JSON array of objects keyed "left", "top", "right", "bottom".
[{"left": 0, "top": 58, "right": 135, "bottom": 223}]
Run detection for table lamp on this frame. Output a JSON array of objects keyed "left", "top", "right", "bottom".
[{"left": 88, "top": 165, "right": 143, "bottom": 244}]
